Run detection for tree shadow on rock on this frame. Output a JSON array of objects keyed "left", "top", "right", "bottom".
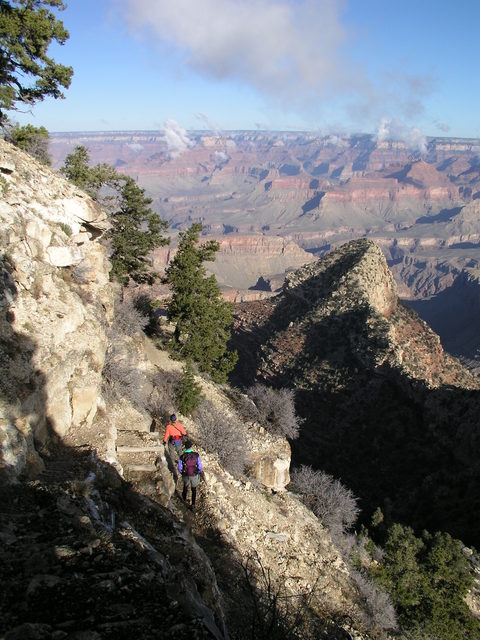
[{"left": 0, "top": 259, "right": 49, "bottom": 482}]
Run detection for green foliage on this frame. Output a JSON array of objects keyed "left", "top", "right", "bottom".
[
  {"left": 5, "top": 122, "right": 51, "bottom": 164},
  {"left": 176, "top": 359, "right": 203, "bottom": 416},
  {"left": 57, "top": 221, "right": 71, "bottom": 236},
  {"left": 370, "top": 506, "right": 384, "bottom": 529},
  {"left": 0, "top": 0, "right": 73, "bottom": 121},
  {"left": 61, "top": 145, "right": 93, "bottom": 192},
  {"left": 61, "top": 147, "right": 169, "bottom": 285},
  {"left": 370, "top": 523, "right": 480, "bottom": 640},
  {"left": 164, "top": 222, "right": 237, "bottom": 382},
  {"left": 108, "top": 176, "right": 169, "bottom": 285},
  {"left": 61, "top": 145, "right": 118, "bottom": 201}
]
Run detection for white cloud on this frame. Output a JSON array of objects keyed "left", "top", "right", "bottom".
[
  {"left": 121, "top": 0, "right": 359, "bottom": 108},
  {"left": 127, "top": 142, "right": 144, "bottom": 152},
  {"left": 376, "top": 118, "right": 427, "bottom": 154},
  {"left": 214, "top": 150, "right": 229, "bottom": 163},
  {"left": 163, "top": 119, "right": 194, "bottom": 157},
  {"left": 435, "top": 121, "right": 450, "bottom": 133},
  {"left": 120, "top": 0, "right": 438, "bottom": 132},
  {"left": 325, "top": 134, "right": 348, "bottom": 147},
  {"left": 196, "top": 112, "right": 221, "bottom": 133}
]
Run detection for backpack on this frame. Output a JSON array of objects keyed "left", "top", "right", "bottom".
[{"left": 182, "top": 452, "right": 199, "bottom": 477}]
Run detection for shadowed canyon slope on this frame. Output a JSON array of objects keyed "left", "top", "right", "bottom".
[
  {"left": 50, "top": 130, "right": 480, "bottom": 365},
  {"left": 1, "top": 140, "right": 382, "bottom": 640},
  {"left": 230, "top": 239, "right": 480, "bottom": 546}
]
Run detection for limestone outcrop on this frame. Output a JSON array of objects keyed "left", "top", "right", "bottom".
[{"left": 0, "top": 139, "right": 113, "bottom": 481}]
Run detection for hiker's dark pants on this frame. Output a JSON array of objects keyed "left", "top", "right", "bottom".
[
  {"left": 182, "top": 474, "right": 200, "bottom": 506},
  {"left": 168, "top": 440, "right": 184, "bottom": 463}
]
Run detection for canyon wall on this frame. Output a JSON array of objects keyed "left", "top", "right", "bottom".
[{"left": 0, "top": 139, "right": 113, "bottom": 480}]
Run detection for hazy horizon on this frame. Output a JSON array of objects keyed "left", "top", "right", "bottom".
[{"left": 13, "top": 1, "right": 480, "bottom": 145}]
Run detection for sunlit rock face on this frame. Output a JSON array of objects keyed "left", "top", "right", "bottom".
[
  {"left": 0, "top": 139, "right": 113, "bottom": 481},
  {"left": 246, "top": 425, "right": 291, "bottom": 491}
]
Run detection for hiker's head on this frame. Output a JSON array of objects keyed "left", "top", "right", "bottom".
[
  {"left": 184, "top": 439, "right": 192, "bottom": 449},
  {"left": 170, "top": 413, "right": 176, "bottom": 422}
]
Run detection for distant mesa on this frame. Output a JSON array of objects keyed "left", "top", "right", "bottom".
[{"left": 49, "top": 130, "right": 480, "bottom": 364}]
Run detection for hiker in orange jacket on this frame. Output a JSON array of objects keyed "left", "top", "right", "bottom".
[{"left": 163, "top": 413, "right": 187, "bottom": 463}]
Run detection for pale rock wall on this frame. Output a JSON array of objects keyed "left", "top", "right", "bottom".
[
  {"left": 285, "top": 238, "right": 398, "bottom": 318},
  {"left": 0, "top": 139, "right": 113, "bottom": 481},
  {"left": 247, "top": 424, "right": 291, "bottom": 491}
]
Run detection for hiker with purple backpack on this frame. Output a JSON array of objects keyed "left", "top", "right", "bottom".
[{"left": 178, "top": 439, "right": 203, "bottom": 511}]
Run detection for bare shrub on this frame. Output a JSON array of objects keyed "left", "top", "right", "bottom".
[
  {"left": 290, "top": 465, "right": 359, "bottom": 535},
  {"left": 149, "top": 369, "right": 181, "bottom": 423},
  {"left": 102, "top": 340, "right": 151, "bottom": 411},
  {"left": 241, "top": 551, "right": 323, "bottom": 640},
  {"left": 132, "top": 292, "right": 152, "bottom": 316},
  {"left": 244, "top": 384, "right": 302, "bottom": 439},
  {"left": 334, "top": 532, "right": 384, "bottom": 570},
  {"left": 112, "top": 295, "right": 149, "bottom": 337},
  {"left": 193, "top": 400, "right": 249, "bottom": 477},
  {"left": 350, "top": 569, "right": 397, "bottom": 637}
]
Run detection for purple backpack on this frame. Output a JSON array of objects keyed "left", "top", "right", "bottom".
[{"left": 182, "top": 452, "right": 199, "bottom": 477}]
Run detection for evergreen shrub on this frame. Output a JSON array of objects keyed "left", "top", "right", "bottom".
[
  {"left": 176, "top": 359, "right": 203, "bottom": 416},
  {"left": 369, "top": 523, "right": 480, "bottom": 640},
  {"left": 164, "top": 223, "right": 237, "bottom": 382}
]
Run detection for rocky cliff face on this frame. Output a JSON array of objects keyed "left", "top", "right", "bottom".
[
  {"left": 0, "top": 139, "right": 113, "bottom": 481},
  {"left": 0, "top": 144, "right": 380, "bottom": 639},
  {"left": 231, "top": 239, "right": 480, "bottom": 545}
]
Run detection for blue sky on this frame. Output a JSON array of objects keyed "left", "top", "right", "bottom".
[{"left": 13, "top": 0, "right": 480, "bottom": 140}]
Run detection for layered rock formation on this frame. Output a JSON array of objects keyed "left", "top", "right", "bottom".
[
  {"left": 150, "top": 233, "right": 315, "bottom": 302},
  {"left": 49, "top": 131, "right": 480, "bottom": 368},
  {"left": 152, "top": 233, "right": 314, "bottom": 289},
  {"left": 0, "top": 139, "right": 113, "bottom": 481}
]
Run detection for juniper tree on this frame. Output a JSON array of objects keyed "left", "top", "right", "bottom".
[
  {"left": 370, "top": 523, "right": 480, "bottom": 640},
  {"left": 108, "top": 176, "right": 169, "bottom": 285},
  {"left": 61, "top": 145, "right": 119, "bottom": 202},
  {"left": 5, "top": 122, "right": 51, "bottom": 164},
  {"left": 61, "top": 145, "right": 93, "bottom": 192},
  {"left": 164, "top": 222, "right": 237, "bottom": 383},
  {"left": 62, "top": 148, "right": 169, "bottom": 285},
  {"left": 176, "top": 359, "right": 203, "bottom": 416},
  {"left": 0, "top": 0, "right": 73, "bottom": 123}
]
